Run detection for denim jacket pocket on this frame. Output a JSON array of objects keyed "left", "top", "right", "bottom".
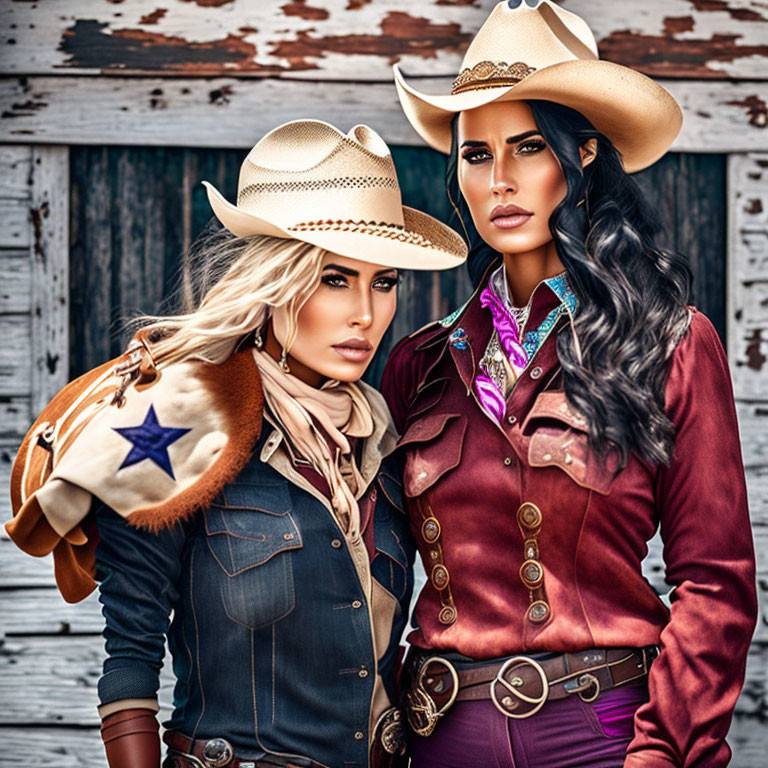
[
  {"left": 399, "top": 412, "right": 467, "bottom": 497},
  {"left": 371, "top": 475, "right": 413, "bottom": 601},
  {"left": 523, "top": 391, "right": 619, "bottom": 495},
  {"left": 205, "top": 485, "right": 303, "bottom": 628}
]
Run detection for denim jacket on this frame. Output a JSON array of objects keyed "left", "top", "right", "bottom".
[{"left": 94, "top": 398, "right": 414, "bottom": 768}]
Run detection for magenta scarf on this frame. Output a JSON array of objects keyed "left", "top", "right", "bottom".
[{"left": 474, "top": 285, "right": 529, "bottom": 424}]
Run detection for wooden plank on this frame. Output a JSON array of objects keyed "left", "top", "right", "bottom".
[
  {"left": 738, "top": 402, "right": 768, "bottom": 471},
  {"left": 0, "top": 728, "right": 106, "bottom": 768},
  {"left": 0, "top": 314, "right": 32, "bottom": 397},
  {"left": 0, "top": 250, "right": 31, "bottom": 314},
  {"left": 0, "top": 442, "right": 15, "bottom": 537},
  {"left": 1, "top": 75, "right": 766, "bottom": 153},
  {"left": 0, "top": 397, "right": 31, "bottom": 440},
  {"left": 0, "top": 635, "right": 175, "bottom": 726},
  {"left": 0, "top": 537, "right": 54, "bottom": 588},
  {"left": 0, "top": 145, "right": 31, "bottom": 199},
  {"left": 0, "top": 196, "right": 30, "bottom": 248},
  {"left": 728, "top": 711, "right": 768, "bottom": 767},
  {"left": 0, "top": 587, "right": 103, "bottom": 635},
  {"left": 2, "top": 0, "right": 767, "bottom": 80},
  {"left": 746, "top": 467, "right": 768, "bottom": 527},
  {"left": 734, "top": 642, "right": 768, "bottom": 718},
  {"left": 728, "top": 153, "right": 768, "bottom": 402},
  {"left": 30, "top": 146, "right": 70, "bottom": 415}
]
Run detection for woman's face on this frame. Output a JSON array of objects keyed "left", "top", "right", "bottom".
[
  {"left": 272, "top": 252, "right": 398, "bottom": 386},
  {"left": 457, "top": 100, "right": 567, "bottom": 257}
]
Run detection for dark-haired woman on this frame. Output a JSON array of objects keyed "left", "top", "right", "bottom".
[{"left": 382, "top": 2, "right": 756, "bottom": 767}]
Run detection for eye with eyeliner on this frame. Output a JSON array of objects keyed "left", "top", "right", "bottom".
[
  {"left": 372, "top": 275, "right": 398, "bottom": 292},
  {"left": 462, "top": 148, "right": 493, "bottom": 164},
  {"left": 517, "top": 139, "right": 546, "bottom": 154},
  {"left": 321, "top": 272, "right": 398, "bottom": 291},
  {"left": 462, "top": 138, "right": 547, "bottom": 164}
]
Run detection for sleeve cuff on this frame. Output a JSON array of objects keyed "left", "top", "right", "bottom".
[
  {"left": 98, "top": 662, "right": 160, "bottom": 705},
  {"left": 625, "top": 751, "right": 678, "bottom": 768}
]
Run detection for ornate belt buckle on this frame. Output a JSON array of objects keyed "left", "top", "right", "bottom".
[
  {"left": 406, "top": 656, "right": 459, "bottom": 737},
  {"left": 490, "top": 656, "right": 550, "bottom": 719},
  {"left": 373, "top": 706, "right": 407, "bottom": 756}
]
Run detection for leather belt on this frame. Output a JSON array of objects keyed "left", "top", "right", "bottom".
[
  {"left": 162, "top": 731, "right": 328, "bottom": 768},
  {"left": 406, "top": 646, "right": 657, "bottom": 736}
]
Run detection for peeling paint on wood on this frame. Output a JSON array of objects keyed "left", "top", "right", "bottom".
[
  {"left": 269, "top": 12, "right": 473, "bottom": 66},
  {"left": 3, "top": 0, "right": 767, "bottom": 80},
  {"left": 281, "top": 0, "right": 330, "bottom": 22},
  {"left": 59, "top": 19, "right": 274, "bottom": 75},
  {"left": 1, "top": 76, "right": 767, "bottom": 152},
  {"left": 139, "top": 8, "right": 169, "bottom": 25},
  {"left": 726, "top": 94, "right": 768, "bottom": 129},
  {"left": 29, "top": 147, "right": 69, "bottom": 415},
  {"left": 728, "top": 154, "right": 768, "bottom": 399}
]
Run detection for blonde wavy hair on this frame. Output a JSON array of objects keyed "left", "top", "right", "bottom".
[{"left": 136, "top": 228, "right": 326, "bottom": 367}]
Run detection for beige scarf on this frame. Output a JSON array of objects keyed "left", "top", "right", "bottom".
[{"left": 252, "top": 349, "right": 374, "bottom": 538}]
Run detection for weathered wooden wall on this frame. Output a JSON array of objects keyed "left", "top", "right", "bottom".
[
  {"left": 1, "top": 0, "right": 767, "bottom": 151},
  {"left": 0, "top": 1, "right": 766, "bottom": 765}
]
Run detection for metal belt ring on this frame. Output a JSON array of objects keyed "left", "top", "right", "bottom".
[
  {"left": 490, "top": 655, "right": 550, "bottom": 719},
  {"left": 577, "top": 673, "right": 601, "bottom": 703}
]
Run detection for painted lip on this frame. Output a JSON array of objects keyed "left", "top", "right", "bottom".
[
  {"left": 332, "top": 337, "right": 373, "bottom": 362},
  {"left": 490, "top": 203, "right": 533, "bottom": 230}
]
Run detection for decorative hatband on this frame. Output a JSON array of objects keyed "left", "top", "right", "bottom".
[
  {"left": 288, "top": 219, "right": 436, "bottom": 247},
  {"left": 238, "top": 175, "right": 399, "bottom": 201},
  {"left": 451, "top": 60, "right": 537, "bottom": 95}
]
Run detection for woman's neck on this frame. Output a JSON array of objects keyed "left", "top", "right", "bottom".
[
  {"left": 502, "top": 240, "right": 564, "bottom": 307},
  {"left": 263, "top": 322, "right": 326, "bottom": 388}
]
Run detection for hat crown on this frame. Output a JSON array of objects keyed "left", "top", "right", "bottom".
[
  {"left": 236, "top": 120, "right": 405, "bottom": 228},
  {"left": 455, "top": 0, "right": 598, "bottom": 92}
]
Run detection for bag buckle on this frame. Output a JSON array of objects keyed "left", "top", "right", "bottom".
[{"left": 490, "top": 655, "right": 550, "bottom": 719}]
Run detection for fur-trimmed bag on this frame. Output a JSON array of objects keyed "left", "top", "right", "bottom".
[{"left": 7, "top": 334, "right": 263, "bottom": 602}]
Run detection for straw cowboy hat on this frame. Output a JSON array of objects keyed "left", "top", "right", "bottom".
[
  {"left": 394, "top": 0, "right": 682, "bottom": 173},
  {"left": 203, "top": 120, "right": 467, "bottom": 269}
]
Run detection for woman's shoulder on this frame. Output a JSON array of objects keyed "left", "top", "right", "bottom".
[
  {"left": 664, "top": 306, "right": 733, "bottom": 415},
  {"left": 669, "top": 307, "right": 726, "bottom": 366}
]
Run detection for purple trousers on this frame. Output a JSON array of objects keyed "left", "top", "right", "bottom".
[{"left": 409, "top": 681, "right": 649, "bottom": 768}]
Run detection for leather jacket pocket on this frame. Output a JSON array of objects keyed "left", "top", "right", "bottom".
[
  {"left": 398, "top": 412, "right": 467, "bottom": 498},
  {"left": 205, "top": 481, "right": 302, "bottom": 629},
  {"left": 523, "top": 391, "right": 619, "bottom": 495},
  {"left": 407, "top": 377, "right": 449, "bottom": 420}
]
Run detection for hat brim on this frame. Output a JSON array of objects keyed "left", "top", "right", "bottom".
[
  {"left": 394, "top": 59, "right": 682, "bottom": 173},
  {"left": 202, "top": 181, "right": 467, "bottom": 271}
]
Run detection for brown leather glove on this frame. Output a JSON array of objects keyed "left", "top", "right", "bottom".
[{"left": 101, "top": 708, "right": 161, "bottom": 768}]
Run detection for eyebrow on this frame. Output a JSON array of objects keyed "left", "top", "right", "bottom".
[
  {"left": 323, "top": 264, "right": 398, "bottom": 277},
  {"left": 460, "top": 130, "right": 542, "bottom": 149}
]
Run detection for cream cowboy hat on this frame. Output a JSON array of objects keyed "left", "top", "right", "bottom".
[
  {"left": 203, "top": 120, "right": 467, "bottom": 270},
  {"left": 394, "top": 0, "right": 682, "bottom": 173}
]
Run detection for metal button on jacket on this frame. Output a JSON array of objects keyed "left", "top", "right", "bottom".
[{"left": 530, "top": 366, "right": 543, "bottom": 379}]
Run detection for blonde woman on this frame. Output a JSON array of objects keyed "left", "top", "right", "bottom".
[{"left": 7, "top": 120, "right": 467, "bottom": 768}]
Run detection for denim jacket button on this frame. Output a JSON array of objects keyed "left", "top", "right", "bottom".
[
  {"left": 354, "top": 731, "right": 365, "bottom": 740},
  {"left": 331, "top": 538, "right": 343, "bottom": 549},
  {"left": 358, "top": 667, "right": 369, "bottom": 678},
  {"left": 352, "top": 600, "right": 362, "bottom": 609}
]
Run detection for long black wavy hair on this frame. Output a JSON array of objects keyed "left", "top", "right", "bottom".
[{"left": 446, "top": 100, "right": 693, "bottom": 468}]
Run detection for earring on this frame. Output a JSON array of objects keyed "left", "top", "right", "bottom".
[
  {"left": 254, "top": 330, "right": 264, "bottom": 349},
  {"left": 279, "top": 347, "right": 290, "bottom": 373}
]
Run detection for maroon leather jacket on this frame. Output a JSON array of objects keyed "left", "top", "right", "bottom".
[{"left": 381, "top": 277, "right": 756, "bottom": 767}]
